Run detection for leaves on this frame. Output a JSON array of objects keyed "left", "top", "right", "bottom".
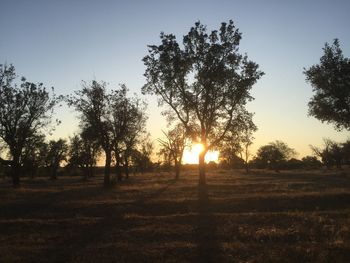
[
  {"left": 143, "top": 20, "right": 263, "bottom": 152},
  {"left": 304, "top": 39, "right": 350, "bottom": 131}
]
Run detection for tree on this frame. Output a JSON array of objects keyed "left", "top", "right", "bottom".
[
  {"left": 304, "top": 39, "right": 350, "bottom": 131},
  {"left": 122, "top": 95, "right": 147, "bottom": 179},
  {"left": 108, "top": 85, "right": 147, "bottom": 181},
  {"left": 46, "top": 139, "right": 68, "bottom": 180},
  {"left": 132, "top": 134, "right": 154, "bottom": 174},
  {"left": 21, "top": 134, "right": 46, "bottom": 178},
  {"left": 68, "top": 80, "right": 114, "bottom": 186},
  {"left": 254, "top": 141, "right": 296, "bottom": 171},
  {"left": 311, "top": 138, "right": 345, "bottom": 169},
  {"left": 301, "top": 156, "right": 322, "bottom": 169},
  {"left": 220, "top": 110, "right": 257, "bottom": 173},
  {"left": 158, "top": 123, "right": 188, "bottom": 179},
  {"left": 0, "top": 64, "right": 60, "bottom": 186},
  {"left": 67, "top": 130, "right": 100, "bottom": 180},
  {"left": 143, "top": 20, "right": 263, "bottom": 184}
]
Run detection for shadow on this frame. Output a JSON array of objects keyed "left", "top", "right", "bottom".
[
  {"left": 195, "top": 183, "right": 221, "bottom": 262},
  {"left": 35, "top": 176, "right": 178, "bottom": 262}
]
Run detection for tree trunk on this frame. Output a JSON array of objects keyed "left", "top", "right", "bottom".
[
  {"left": 124, "top": 155, "right": 129, "bottom": 179},
  {"left": 198, "top": 151, "right": 206, "bottom": 185},
  {"left": 115, "top": 154, "right": 122, "bottom": 182},
  {"left": 50, "top": 165, "right": 57, "bottom": 180},
  {"left": 104, "top": 150, "right": 111, "bottom": 186},
  {"left": 175, "top": 160, "right": 180, "bottom": 180},
  {"left": 11, "top": 161, "right": 20, "bottom": 187}
]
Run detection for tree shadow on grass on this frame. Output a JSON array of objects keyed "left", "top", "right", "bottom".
[
  {"left": 195, "top": 183, "right": 221, "bottom": 262},
  {"left": 34, "top": 177, "right": 178, "bottom": 262}
]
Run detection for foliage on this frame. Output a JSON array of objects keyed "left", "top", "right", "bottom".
[
  {"left": 46, "top": 139, "right": 68, "bottom": 180},
  {"left": 253, "top": 140, "right": 296, "bottom": 171},
  {"left": 68, "top": 81, "right": 148, "bottom": 185},
  {"left": 143, "top": 20, "right": 263, "bottom": 183},
  {"left": 304, "top": 39, "right": 350, "bottom": 131},
  {"left": 311, "top": 138, "right": 348, "bottom": 169},
  {"left": 67, "top": 128, "right": 100, "bottom": 179},
  {"left": 219, "top": 111, "right": 257, "bottom": 172},
  {"left": 0, "top": 64, "right": 61, "bottom": 186},
  {"left": 132, "top": 134, "right": 154, "bottom": 173},
  {"left": 158, "top": 123, "right": 188, "bottom": 179}
]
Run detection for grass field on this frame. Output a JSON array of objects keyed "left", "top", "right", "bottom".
[{"left": 1, "top": 169, "right": 350, "bottom": 262}]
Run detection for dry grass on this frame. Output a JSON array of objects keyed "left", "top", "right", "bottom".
[{"left": 0, "top": 169, "right": 350, "bottom": 262}]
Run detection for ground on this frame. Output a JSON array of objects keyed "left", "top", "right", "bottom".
[{"left": 0, "top": 169, "right": 350, "bottom": 262}]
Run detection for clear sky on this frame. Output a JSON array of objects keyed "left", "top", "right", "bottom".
[{"left": 1, "top": 0, "right": 349, "bottom": 159}]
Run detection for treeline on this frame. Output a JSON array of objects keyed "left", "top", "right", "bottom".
[
  {"left": 1, "top": 20, "right": 349, "bottom": 187},
  {"left": 0, "top": 66, "right": 154, "bottom": 187},
  {"left": 218, "top": 139, "right": 350, "bottom": 171}
]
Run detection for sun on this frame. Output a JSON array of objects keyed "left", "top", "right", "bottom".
[{"left": 182, "top": 143, "right": 219, "bottom": 164}]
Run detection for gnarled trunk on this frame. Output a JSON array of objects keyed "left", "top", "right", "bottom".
[
  {"left": 115, "top": 154, "right": 122, "bottom": 182},
  {"left": 124, "top": 155, "right": 129, "bottom": 179},
  {"left": 104, "top": 150, "right": 111, "bottom": 186},
  {"left": 11, "top": 161, "right": 20, "bottom": 187}
]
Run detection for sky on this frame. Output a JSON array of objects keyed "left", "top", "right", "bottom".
[{"left": 1, "top": 0, "right": 349, "bottom": 160}]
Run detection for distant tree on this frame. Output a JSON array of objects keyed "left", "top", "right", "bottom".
[
  {"left": 342, "top": 140, "right": 350, "bottom": 165},
  {"left": 46, "top": 139, "right": 68, "bottom": 180},
  {"left": 143, "top": 20, "right": 264, "bottom": 185},
  {"left": 301, "top": 156, "right": 322, "bottom": 169},
  {"left": 21, "top": 134, "right": 46, "bottom": 178},
  {"left": 109, "top": 85, "right": 147, "bottom": 181},
  {"left": 68, "top": 80, "right": 114, "bottom": 186},
  {"left": 0, "top": 64, "right": 61, "bottom": 186},
  {"left": 122, "top": 96, "right": 147, "bottom": 179},
  {"left": 254, "top": 141, "right": 296, "bottom": 171},
  {"left": 158, "top": 123, "right": 188, "bottom": 179},
  {"left": 220, "top": 110, "right": 257, "bottom": 173},
  {"left": 304, "top": 39, "right": 350, "bottom": 131},
  {"left": 311, "top": 138, "right": 344, "bottom": 169},
  {"left": 109, "top": 85, "right": 129, "bottom": 182},
  {"left": 132, "top": 134, "right": 154, "bottom": 174},
  {"left": 68, "top": 130, "right": 100, "bottom": 180}
]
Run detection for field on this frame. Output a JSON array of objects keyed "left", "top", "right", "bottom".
[{"left": 1, "top": 169, "right": 350, "bottom": 262}]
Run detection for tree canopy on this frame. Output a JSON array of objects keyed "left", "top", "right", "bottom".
[
  {"left": 143, "top": 20, "right": 264, "bottom": 184},
  {"left": 304, "top": 39, "right": 350, "bottom": 131},
  {"left": 0, "top": 64, "right": 60, "bottom": 186}
]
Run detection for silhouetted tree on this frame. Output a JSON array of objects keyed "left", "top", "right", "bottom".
[
  {"left": 254, "top": 141, "right": 296, "bottom": 171},
  {"left": 158, "top": 123, "right": 188, "bottom": 179},
  {"left": 68, "top": 81, "right": 114, "bottom": 186},
  {"left": 304, "top": 39, "right": 350, "bottom": 131},
  {"left": 342, "top": 140, "right": 350, "bottom": 165},
  {"left": 46, "top": 139, "right": 68, "bottom": 180},
  {"left": 68, "top": 130, "right": 100, "bottom": 180},
  {"left": 0, "top": 64, "right": 60, "bottom": 186},
  {"left": 220, "top": 110, "right": 257, "bottom": 173},
  {"left": 311, "top": 138, "right": 344, "bottom": 169},
  {"left": 122, "top": 95, "right": 147, "bottom": 179},
  {"left": 132, "top": 134, "right": 154, "bottom": 174},
  {"left": 143, "top": 20, "right": 263, "bottom": 184},
  {"left": 21, "top": 134, "right": 46, "bottom": 178},
  {"left": 301, "top": 156, "right": 322, "bottom": 169}
]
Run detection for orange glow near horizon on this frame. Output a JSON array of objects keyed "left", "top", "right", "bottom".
[{"left": 182, "top": 143, "right": 219, "bottom": 164}]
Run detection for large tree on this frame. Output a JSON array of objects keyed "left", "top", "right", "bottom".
[
  {"left": 304, "top": 39, "right": 350, "bottom": 131},
  {"left": 0, "top": 64, "right": 60, "bottom": 186},
  {"left": 143, "top": 20, "right": 263, "bottom": 184}
]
